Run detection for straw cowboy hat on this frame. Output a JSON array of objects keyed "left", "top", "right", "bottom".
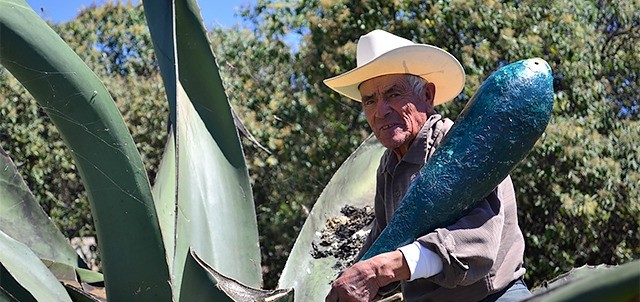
[{"left": 324, "top": 29, "right": 465, "bottom": 106}]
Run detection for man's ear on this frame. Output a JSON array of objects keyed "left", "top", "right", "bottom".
[{"left": 424, "top": 82, "right": 436, "bottom": 106}]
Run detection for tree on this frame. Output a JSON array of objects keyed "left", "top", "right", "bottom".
[
  {"left": 228, "top": 0, "right": 640, "bottom": 287},
  {"left": 2, "top": 0, "right": 638, "bottom": 290}
]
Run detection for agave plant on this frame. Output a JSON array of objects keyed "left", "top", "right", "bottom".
[
  {"left": 0, "top": 0, "right": 386, "bottom": 300},
  {"left": 1, "top": 0, "right": 638, "bottom": 301},
  {"left": 0, "top": 0, "right": 293, "bottom": 300}
]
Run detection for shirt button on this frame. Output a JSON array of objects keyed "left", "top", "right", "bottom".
[{"left": 394, "top": 191, "right": 401, "bottom": 197}]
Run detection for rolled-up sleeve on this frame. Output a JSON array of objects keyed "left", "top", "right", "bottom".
[{"left": 416, "top": 177, "right": 514, "bottom": 288}]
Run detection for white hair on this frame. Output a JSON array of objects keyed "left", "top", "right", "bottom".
[{"left": 406, "top": 74, "right": 428, "bottom": 97}]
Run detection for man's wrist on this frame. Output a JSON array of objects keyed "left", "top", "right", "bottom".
[{"left": 370, "top": 250, "right": 411, "bottom": 286}]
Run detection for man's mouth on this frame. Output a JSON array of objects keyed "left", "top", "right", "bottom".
[{"left": 380, "top": 123, "right": 399, "bottom": 131}]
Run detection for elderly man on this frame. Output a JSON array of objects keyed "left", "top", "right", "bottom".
[{"left": 323, "top": 30, "right": 531, "bottom": 302}]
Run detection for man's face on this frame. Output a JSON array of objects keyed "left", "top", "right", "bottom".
[{"left": 359, "top": 74, "right": 434, "bottom": 157}]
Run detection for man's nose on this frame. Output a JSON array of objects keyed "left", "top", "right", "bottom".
[{"left": 375, "top": 99, "right": 391, "bottom": 118}]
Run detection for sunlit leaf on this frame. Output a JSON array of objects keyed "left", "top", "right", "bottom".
[
  {"left": 151, "top": 129, "right": 178, "bottom": 274},
  {"left": 278, "top": 134, "right": 385, "bottom": 301},
  {"left": 180, "top": 247, "right": 293, "bottom": 302},
  {"left": 144, "top": 0, "right": 262, "bottom": 298},
  {"left": 0, "top": 146, "right": 79, "bottom": 267},
  {"left": 0, "top": 229, "right": 71, "bottom": 302}
]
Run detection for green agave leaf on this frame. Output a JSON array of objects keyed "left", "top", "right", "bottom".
[
  {"left": 1, "top": 264, "right": 34, "bottom": 302},
  {"left": 41, "top": 260, "right": 106, "bottom": 302},
  {"left": 0, "top": 284, "right": 20, "bottom": 302},
  {"left": 41, "top": 260, "right": 104, "bottom": 285},
  {"left": 0, "top": 1, "right": 172, "bottom": 300},
  {"left": 143, "top": 0, "right": 261, "bottom": 298},
  {"left": 0, "top": 145, "right": 78, "bottom": 267},
  {"left": 180, "top": 247, "right": 293, "bottom": 302},
  {"left": 178, "top": 247, "right": 233, "bottom": 302},
  {"left": 63, "top": 285, "right": 103, "bottom": 302},
  {"left": 278, "top": 135, "right": 385, "bottom": 301},
  {"left": 526, "top": 260, "right": 640, "bottom": 301},
  {"left": 174, "top": 81, "right": 261, "bottom": 291},
  {"left": 0, "top": 229, "right": 72, "bottom": 302},
  {"left": 151, "top": 129, "right": 178, "bottom": 275}
]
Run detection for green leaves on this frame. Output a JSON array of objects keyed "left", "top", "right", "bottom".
[
  {"left": 0, "top": 146, "right": 79, "bottom": 267},
  {"left": 278, "top": 135, "right": 385, "bottom": 301},
  {"left": 529, "top": 260, "right": 640, "bottom": 301},
  {"left": 2, "top": 0, "right": 267, "bottom": 299},
  {"left": 0, "top": 0, "right": 172, "bottom": 299},
  {"left": 0, "top": 229, "right": 72, "bottom": 302},
  {"left": 143, "top": 1, "right": 262, "bottom": 299},
  {"left": 513, "top": 117, "right": 640, "bottom": 285}
]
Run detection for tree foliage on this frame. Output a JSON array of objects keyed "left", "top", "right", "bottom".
[
  {"left": 224, "top": 0, "right": 640, "bottom": 288},
  {"left": 0, "top": 0, "right": 638, "bottom": 290}
]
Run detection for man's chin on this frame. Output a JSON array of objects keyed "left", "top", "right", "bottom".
[{"left": 378, "top": 138, "right": 408, "bottom": 150}]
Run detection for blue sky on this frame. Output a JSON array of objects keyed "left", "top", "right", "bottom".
[{"left": 24, "top": 0, "right": 254, "bottom": 29}]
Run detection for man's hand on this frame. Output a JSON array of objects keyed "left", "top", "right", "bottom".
[{"left": 325, "top": 250, "right": 410, "bottom": 302}]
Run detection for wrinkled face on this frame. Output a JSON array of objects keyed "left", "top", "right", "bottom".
[{"left": 360, "top": 74, "right": 435, "bottom": 158}]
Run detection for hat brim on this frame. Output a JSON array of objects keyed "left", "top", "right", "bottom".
[{"left": 324, "top": 44, "right": 465, "bottom": 106}]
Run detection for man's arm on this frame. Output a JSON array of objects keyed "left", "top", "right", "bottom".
[
  {"left": 416, "top": 176, "right": 516, "bottom": 288},
  {"left": 326, "top": 177, "right": 516, "bottom": 301},
  {"left": 397, "top": 241, "right": 443, "bottom": 281}
]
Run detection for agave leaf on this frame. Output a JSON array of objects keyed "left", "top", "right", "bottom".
[
  {"left": 0, "top": 229, "right": 72, "bottom": 302},
  {"left": 41, "top": 260, "right": 106, "bottom": 302},
  {"left": 278, "top": 135, "right": 385, "bottom": 301},
  {"left": 0, "top": 285, "right": 20, "bottom": 302},
  {"left": 151, "top": 129, "right": 178, "bottom": 274},
  {"left": 41, "top": 260, "right": 104, "bottom": 285},
  {"left": 143, "top": 0, "right": 261, "bottom": 297},
  {"left": 1, "top": 264, "right": 35, "bottom": 302},
  {"left": 178, "top": 247, "right": 233, "bottom": 302},
  {"left": 63, "top": 285, "right": 104, "bottom": 302},
  {"left": 180, "top": 247, "right": 293, "bottom": 302},
  {"left": 526, "top": 260, "right": 640, "bottom": 302},
  {"left": 0, "top": 1, "right": 172, "bottom": 300},
  {"left": 0, "top": 145, "right": 79, "bottom": 267}
]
